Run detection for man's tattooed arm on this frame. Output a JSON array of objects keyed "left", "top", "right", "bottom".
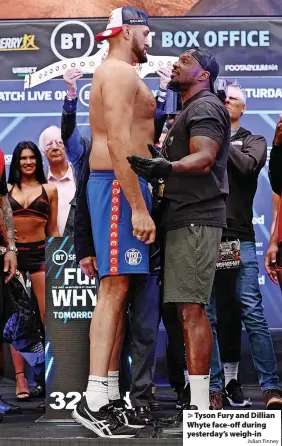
[{"left": 0, "top": 195, "right": 15, "bottom": 248}]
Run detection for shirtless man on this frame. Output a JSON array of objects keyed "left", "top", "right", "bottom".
[{"left": 72, "top": 6, "right": 156, "bottom": 438}]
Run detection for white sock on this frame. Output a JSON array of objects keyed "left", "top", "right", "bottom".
[
  {"left": 108, "top": 371, "right": 120, "bottom": 401},
  {"left": 86, "top": 375, "right": 109, "bottom": 412},
  {"left": 223, "top": 362, "right": 239, "bottom": 387},
  {"left": 189, "top": 375, "right": 210, "bottom": 410}
]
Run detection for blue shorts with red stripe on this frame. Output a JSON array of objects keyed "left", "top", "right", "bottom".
[{"left": 87, "top": 171, "right": 152, "bottom": 279}]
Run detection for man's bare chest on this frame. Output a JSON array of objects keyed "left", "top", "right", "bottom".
[{"left": 134, "top": 82, "right": 156, "bottom": 119}]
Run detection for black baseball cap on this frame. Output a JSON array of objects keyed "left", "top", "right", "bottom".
[
  {"left": 185, "top": 48, "right": 219, "bottom": 93},
  {"left": 95, "top": 6, "right": 149, "bottom": 43}
]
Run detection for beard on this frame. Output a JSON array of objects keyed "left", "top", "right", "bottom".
[
  {"left": 167, "top": 78, "right": 181, "bottom": 92},
  {"left": 132, "top": 35, "right": 147, "bottom": 64}
]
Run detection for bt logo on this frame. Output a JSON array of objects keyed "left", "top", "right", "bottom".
[
  {"left": 50, "top": 20, "right": 94, "bottom": 60},
  {"left": 52, "top": 250, "right": 76, "bottom": 266}
]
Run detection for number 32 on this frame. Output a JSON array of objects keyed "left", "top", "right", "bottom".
[{"left": 49, "top": 392, "right": 85, "bottom": 410}]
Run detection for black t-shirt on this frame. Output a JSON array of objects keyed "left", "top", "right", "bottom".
[
  {"left": 161, "top": 90, "right": 230, "bottom": 231},
  {"left": 223, "top": 128, "right": 267, "bottom": 241}
]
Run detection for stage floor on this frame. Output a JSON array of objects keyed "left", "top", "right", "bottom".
[{"left": 0, "top": 377, "right": 276, "bottom": 445}]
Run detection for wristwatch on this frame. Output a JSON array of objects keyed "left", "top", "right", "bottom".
[{"left": 6, "top": 247, "right": 18, "bottom": 254}]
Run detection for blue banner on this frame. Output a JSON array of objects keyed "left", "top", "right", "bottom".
[{"left": 1, "top": 77, "right": 282, "bottom": 114}]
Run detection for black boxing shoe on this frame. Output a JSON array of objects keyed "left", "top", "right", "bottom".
[
  {"left": 72, "top": 397, "right": 138, "bottom": 438},
  {"left": 223, "top": 379, "right": 252, "bottom": 407}
]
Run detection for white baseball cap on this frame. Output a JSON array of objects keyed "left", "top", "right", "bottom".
[{"left": 95, "top": 5, "right": 149, "bottom": 43}]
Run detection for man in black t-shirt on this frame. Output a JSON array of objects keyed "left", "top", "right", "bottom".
[{"left": 128, "top": 48, "right": 230, "bottom": 413}]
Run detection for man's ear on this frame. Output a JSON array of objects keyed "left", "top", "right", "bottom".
[
  {"left": 122, "top": 25, "right": 131, "bottom": 40},
  {"left": 241, "top": 104, "right": 246, "bottom": 116},
  {"left": 198, "top": 70, "right": 209, "bottom": 83}
]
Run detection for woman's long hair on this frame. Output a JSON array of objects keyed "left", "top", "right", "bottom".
[{"left": 8, "top": 141, "right": 47, "bottom": 188}]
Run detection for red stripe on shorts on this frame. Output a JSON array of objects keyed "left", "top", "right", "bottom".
[{"left": 109, "top": 179, "right": 120, "bottom": 275}]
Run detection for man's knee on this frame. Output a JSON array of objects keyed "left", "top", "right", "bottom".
[
  {"left": 177, "top": 303, "right": 206, "bottom": 327},
  {"left": 99, "top": 275, "right": 130, "bottom": 306}
]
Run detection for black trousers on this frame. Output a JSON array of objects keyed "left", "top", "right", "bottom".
[
  {"left": 214, "top": 269, "right": 242, "bottom": 363},
  {"left": 161, "top": 303, "right": 186, "bottom": 393},
  {"left": 119, "top": 275, "right": 160, "bottom": 407}
]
